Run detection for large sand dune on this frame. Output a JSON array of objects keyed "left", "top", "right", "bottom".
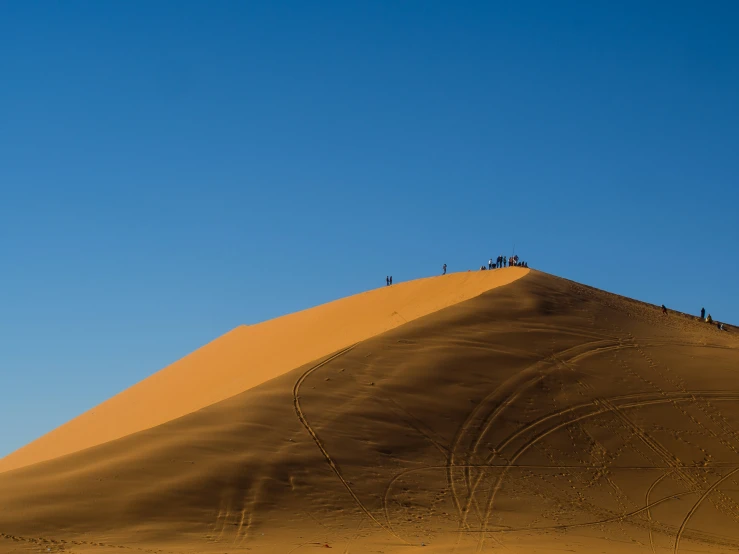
[
  {"left": 1, "top": 270, "right": 738, "bottom": 554},
  {"left": 0, "top": 268, "right": 527, "bottom": 473}
]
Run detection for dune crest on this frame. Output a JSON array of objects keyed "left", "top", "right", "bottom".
[{"left": 0, "top": 267, "right": 527, "bottom": 473}]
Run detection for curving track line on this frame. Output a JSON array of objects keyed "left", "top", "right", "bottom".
[
  {"left": 475, "top": 392, "right": 739, "bottom": 551},
  {"left": 450, "top": 334, "right": 734, "bottom": 550},
  {"left": 457, "top": 340, "right": 628, "bottom": 541},
  {"left": 465, "top": 332, "right": 739, "bottom": 548},
  {"left": 646, "top": 472, "right": 670, "bottom": 554},
  {"left": 674, "top": 467, "right": 739, "bottom": 554},
  {"left": 449, "top": 338, "right": 619, "bottom": 534},
  {"left": 293, "top": 345, "right": 406, "bottom": 543}
]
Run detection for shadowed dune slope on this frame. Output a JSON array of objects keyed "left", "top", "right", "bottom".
[
  {"left": 2, "top": 270, "right": 738, "bottom": 554},
  {"left": 0, "top": 268, "right": 527, "bottom": 474}
]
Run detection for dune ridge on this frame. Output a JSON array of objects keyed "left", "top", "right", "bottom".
[{"left": 0, "top": 267, "right": 528, "bottom": 474}]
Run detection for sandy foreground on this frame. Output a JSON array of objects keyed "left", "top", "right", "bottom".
[{"left": 1, "top": 269, "right": 738, "bottom": 553}]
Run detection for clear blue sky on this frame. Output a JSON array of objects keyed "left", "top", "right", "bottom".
[{"left": 1, "top": 1, "right": 737, "bottom": 458}]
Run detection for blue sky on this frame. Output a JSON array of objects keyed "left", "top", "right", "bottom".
[{"left": 1, "top": 1, "right": 737, "bottom": 458}]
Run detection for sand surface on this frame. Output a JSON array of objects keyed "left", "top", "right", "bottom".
[
  {"left": 0, "top": 268, "right": 527, "bottom": 474},
  {"left": 1, "top": 270, "right": 738, "bottom": 553}
]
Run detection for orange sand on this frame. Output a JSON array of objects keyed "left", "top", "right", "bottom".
[{"left": 0, "top": 267, "right": 527, "bottom": 474}]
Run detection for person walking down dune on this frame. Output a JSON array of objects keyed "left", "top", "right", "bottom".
[
  {"left": 443, "top": 264, "right": 447, "bottom": 275},
  {"left": 701, "top": 307, "right": 706, "bottom": 320},
  {"left": 661, "top": 304, "right": 668, "bottom": 315}
]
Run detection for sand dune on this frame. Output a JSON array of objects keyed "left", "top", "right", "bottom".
[
  {"left": 0, "top": 268, "right": 527, "bottom": 474},
  {"left": 1, "top": 270, "right": 738, "bottom": 554}
]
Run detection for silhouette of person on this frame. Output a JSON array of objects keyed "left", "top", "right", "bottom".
[
  {"left": 386, "top": 276, "right": 389, "bottom": 286},
  {"left": 661, "top": 304, "right": 668, "bottom": 315},
  {"left": 701, "top": 307, "right": 706, "bottom": 320},
  {"left": 488, "top": 258, "right": 493, "bottom": 270},
  {"left": 390, "top": 276, "right": 393, "bottom": 285},
  {"left": 443, "top": 264, "right": 447, "bottom": 275}
]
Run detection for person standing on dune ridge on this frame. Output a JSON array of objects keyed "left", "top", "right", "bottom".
[
  {"left": 442, "top": 264, "right": 447, "bottom": 275},
  {"left": 701, "top": 307, "right": 706, "bottom": 320}
]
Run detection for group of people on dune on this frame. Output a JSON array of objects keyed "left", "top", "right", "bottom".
[
  {"left": 438, "top": 256, "right": 529, "bottom": 277},
  {"left": 700, "top": 307, "right": 728, "bottom": 331},
  {"left": 660, "top": 305, "right": 729, "bottom": 331},
  {"left": 485, "top": 255, "right": 527, "bottom": 270}
]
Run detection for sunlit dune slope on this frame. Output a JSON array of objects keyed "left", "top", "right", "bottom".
[
  {"left": 1, "top": 270, "right": 737, "bottom": 554},
  {"left": 0, "top": 267, "right": 527, "bottom": 474}
]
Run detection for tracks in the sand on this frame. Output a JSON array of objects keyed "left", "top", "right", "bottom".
[
  {"left": 379, "top": 329, "right": 739, "bottom": 551},
  {"left": 446, "top": 334, "right": 621, "bottom": 532},
  {"left": 293, "top": 345, "right": 406, "bottom": 543},
  {"left": 456, "top": 332, "right": 739, "bottom": 552},
  {"left": 289, "top": 323, "right": 738, "bottom": 552}
]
